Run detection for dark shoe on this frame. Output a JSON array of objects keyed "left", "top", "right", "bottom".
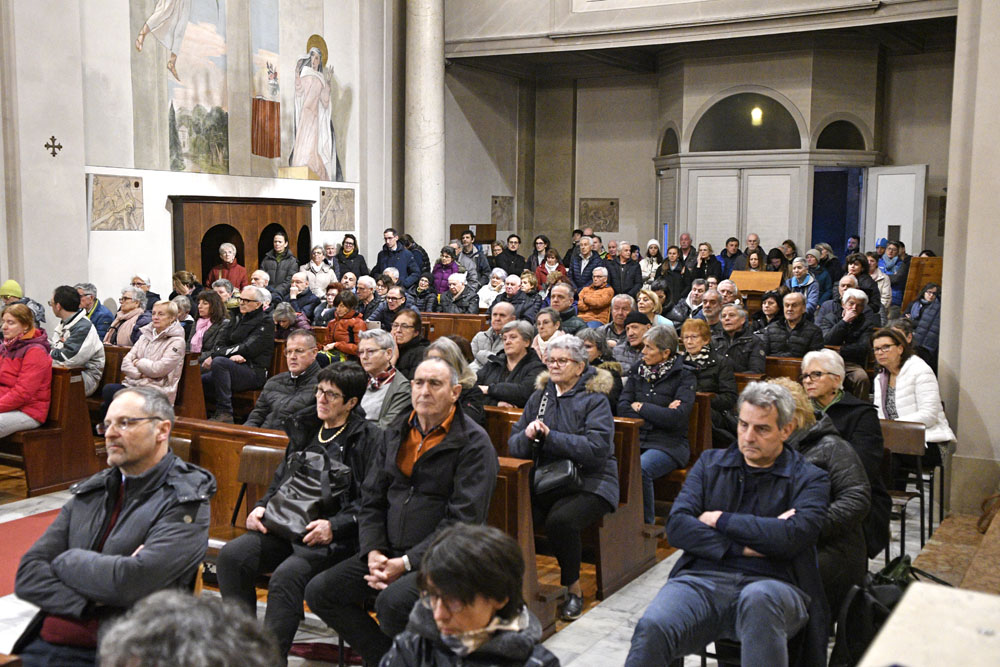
[
  {"left": 210, "top": 411, "right": 234, "bottom": 423},
  {"left": 560, "top": 593, "right": 583, "bottom": 621}
]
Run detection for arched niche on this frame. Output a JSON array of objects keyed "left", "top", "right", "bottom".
[
  {"left": 296, "top": 226, "right": 313, "bottom": 268},
  {"left": 200, "top": 224, "right": 245, "bottom": 286},
  {"left": 659, "top": 126, "right": 680, "bottom": 155},
  {"left": 258, "top": 223, "right": 290, "bottom": 267},
  {"left": 816, "top": 119, "right": 867, "bottom": 150},
  {"left": 689, "top": 92, "right": 801, "bottom": 152}
]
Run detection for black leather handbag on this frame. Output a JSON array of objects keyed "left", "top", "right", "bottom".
[
  {"left": 530, "top": 393, "right": 583, "bottom": 498},
  {"left": 262, "top": 445, "right": 353, "bottom": 542}
]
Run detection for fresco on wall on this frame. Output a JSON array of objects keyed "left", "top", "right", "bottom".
[
  {"left": 491, "top": 196, "right": 514, "bottom": 229},
  {"left": 251, "top": 0, "right": 280, "bottom": 159},
  {"left": 579, "top": 198, "right": 620, "bottom": 233},
  {"left": 91, "top": 176, "right": 144, "bottom": 231},
  {"left": 289, "top": 35, "right": 343, "bottom": 182},
  {"left": 320, "top": 187, "right": 355, "bottom": 231}
]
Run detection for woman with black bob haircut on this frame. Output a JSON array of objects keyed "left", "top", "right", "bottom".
[{"left": 381, "top": 523, "right": 559, "bottom": 667}]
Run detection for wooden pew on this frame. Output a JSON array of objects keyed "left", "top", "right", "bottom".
[
  {"left": 764, "top": 356, "right": 802, "bottom": 381},
  {"left": 311, "top": 326, "right": 330, "bottom": 347},
  {"left": 421, "top": 312, "right": 488, "bottom": 343},
  {"left": 231, "top": 339, "right": 286, "bottom": 417},
  {"left": 734, "top": 372, "right": 764, "bottom": 394},
  {"left": 0, "top": 367, "right": 101, "bottom": 496},
  {"left": 90, "top": 346, "right": 206, "bottom": 421},
  {"left": 653, "top": 392, "right": 714, "bottom": 511}
]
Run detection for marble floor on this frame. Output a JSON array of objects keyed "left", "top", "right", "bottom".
[{"left": 0, "top": 488, "right": 933, "bottom": 665}]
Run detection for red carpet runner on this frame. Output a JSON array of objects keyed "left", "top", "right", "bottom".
[{"left": 0, "top": 510, "right": 60, "bottom": 596}]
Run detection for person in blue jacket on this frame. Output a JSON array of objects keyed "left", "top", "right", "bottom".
[
  {"left": 75, "top": 282, "right": 114, "bottom": 340},
  {"left": 372, "top": 228, "right": 421, "bottom": 288}
]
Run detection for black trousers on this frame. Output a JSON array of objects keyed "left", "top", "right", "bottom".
[
  {"left": 201, "top": 356, "right": 261, "bottom": 413},
  {"left": 304, "top": 554, "right": 420, "bottom": 665},
  {"left": 216, "top": 531, "right": 343, "bottom": 660},
  {"left": 533, "top": 490, "right": 614, "bottom": 586}
]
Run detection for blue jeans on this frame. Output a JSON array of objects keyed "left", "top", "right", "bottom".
[
  {"left": 640, "top": 448, "right": 681, "bottom": 524},
  {"left": 626, "top": 570, "right": 809, "bottom": 667},
  {"left": 19, "top": 638, "right": 96, "bottom": 667}
]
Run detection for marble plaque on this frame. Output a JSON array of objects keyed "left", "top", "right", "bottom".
[
  {"left": 91, "top": 175, "right": 144, "bottom": 231},
  {"left": 579, "top": 198, "right": 619, "bottom": 233},
  {"left": 492, "top": 195, "right": 514, "bottom": 229},
  {"left": 319, "top": 187, "right": 355, "bottom": 231}
]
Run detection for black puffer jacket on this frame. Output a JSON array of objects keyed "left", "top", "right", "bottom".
[
  {"left": 489, "top": 290, "right": 540, "bottom": 322},
  {"left": 407, "top": 285, "right": 438, "bottom": 313},
  {"left": 823, "top": 306, "right": 880, "bottom": 365},
  {"left": 209, "top": 307, "right": 275, "bottom": 384},
  {"left": 260, "top": 250, "right": 299, "bottom": 299},
  {"left": 477, "top": 349, "right": 546, "bottom": 408},
  {"left": 243, "top": 361, "right": 321, "bottom": 429},
  {"left": 680, "top": 348, "right": 738, "bottom": 415},
  {"left": 688, "top": 254, "right": 723, "bottom": 282},
  {"left": 760, "top": 319, "right": 825, "bottom": 358},
  {"left": 619, "top": 359, "right": 695, "bottom": 468},
  {"left": 359, "top": 404, "right": 498, "bottom": 569},
  {"left": 606, "top": 259, "right": 642, "bottom": 298},
  {"left": 382, "top": 603, "right": 560, "bottom": 667},
  {"left": 593, "top": 356, "right": 623, "bottom": 416},
  {"left": 711, "top": 324, "right": 766, "bottom": 374},
  {"left": 396, "top": 337, "right": 430, "bottom": 380},
  {"left": 336, "top": 251, "right": 369, "bottom": 279},
  {"left": 437, "top": 285, "right": 479, "bottom": 314}
]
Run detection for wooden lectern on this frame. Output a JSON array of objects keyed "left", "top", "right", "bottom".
[{"left": 730, "top": 271, "right": 783, "bottom": 314}]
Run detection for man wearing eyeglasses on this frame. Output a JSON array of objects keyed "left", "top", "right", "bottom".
[
  {"left": 367, "top": 285, "right": 417, "bottom": 332},
  {"left": 128, "top": 274, "right": 160, "bottom": 311},
  {"left": 202, "top": 286, "right": 275, "bottom": 423},
  {"left": 372, "top": 227, "right": 421, "bottom": 289},
  {"left": 13, "top": 386, "right": 216, "bottom": 665},
  {"left": 244, "top": 329, "right": 321, "bottom": 429}
]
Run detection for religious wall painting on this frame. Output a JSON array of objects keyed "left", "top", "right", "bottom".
[
  {"left": 579, "top": 198, "right": 620, "bottom": 233},
  {"left": 250, "top": 0, "right": 280, "bottom": 159},
  {"left": 289, "top": 35, "right": 344, "bottom": 182},
  {"left": 491, "top": 196, "right": 514, "bottom": 230},
  {"left": 319, "top": 187, "right": 355, "bottom": 231},
  {"left": 91, "top": 176, "right": 144, "bottom": 231}
]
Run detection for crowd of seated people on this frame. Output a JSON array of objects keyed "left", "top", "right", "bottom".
[{"left": 0, "top": 226, "right": 953, "bottom": 667}]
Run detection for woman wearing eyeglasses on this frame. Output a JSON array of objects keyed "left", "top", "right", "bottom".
[
  {"left": 391, "top": 310, "right": 429, "bottom": 380},
  {"left": 104, "top": 286, "right": 152, "bottom": 346},
  {"left": 217, "top": 362, "right": 384, "bottom": 662},
  {"left": 381, "top": 523, "right": 559, "bottom": 667}
]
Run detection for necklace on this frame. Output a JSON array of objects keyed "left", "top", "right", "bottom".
[{"left": 318, "top": 421, "right": 348, "bottom": 443}]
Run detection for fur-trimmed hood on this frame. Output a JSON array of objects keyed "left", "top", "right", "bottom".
[{"left": 534, "top": 364, "right": 614, "bottom": 395}]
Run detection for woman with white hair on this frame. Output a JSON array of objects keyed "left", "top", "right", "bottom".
[
  {"left": 301, "top": 244, "right": 336, "bottom": 297},
  {"left": 478, "top": 267, "right": 507, "bottom": 310},
  {"left": 786, "top": 257, "right": 820, "bottom": 317},
  {"left": 800, "top": 348, "right": 891, "bottom": 559},
  {"left": 206, "top": 242, "right": 248, "bottom": 290},
  {"left": 104, "top": 286, "right": 152, "bottom": 347}
]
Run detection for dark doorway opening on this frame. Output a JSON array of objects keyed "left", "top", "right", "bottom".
[
  {"left": 812, "top": 168, "right": 863, "bottom": 257},
  {"left": 200, "top": 224, "right": 245, "bottom": 287},
  {"left": 259, "top": 223, "right": 290, "bottom": 267},
  {"left": 296, "top": 226, "right": 312, "bottom": 269}
]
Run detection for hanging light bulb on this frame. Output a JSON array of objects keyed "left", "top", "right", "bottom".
[{"left": 750, "top": 107, "right": 763, "bottom": 126}]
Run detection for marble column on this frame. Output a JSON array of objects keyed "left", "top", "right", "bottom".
[
  {"left": 404, "top": 0, "right": 445, "bottom": 253},
  {"left": 940, "top": 0, "right": 1000, "bottom": 512}
]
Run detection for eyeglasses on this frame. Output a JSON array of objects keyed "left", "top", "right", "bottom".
[
  {"left": 418, "top": 592, "right": 465, "bottom": 615},
  {"left": 131, "top": 281, "right": 147, "bottom": 288},
  {"left": 681, "top": 334, "right": 703, "bottom": 341},
  {"left": 386, "top": 296, "right": 405, "bottom": 303},
  {"left": 390, "top": 323, "right": 414, "bottom": 331},
  {"left": 119, "top": 296, "right": 134, "bottom": 302},
  {"left": 873, "top": 344, "right": 898, "bottom": 354},
  {"left": 237, "top": 297, "right": 259, "bottom": 304},
  {"left": 315, "top": 387, "right": 345, "bottom": 402},
  {"left": 546, "top": 357, "right": 576, "bottom": 368},
  {"left": 286, "top": 347, "right": 316, "bottom": 357},
  {"left": 799, "top": 371, "right": 834, "bottom": 383},
  {"left": 97, "top": 416, "right": 160, "bottom": 436}
]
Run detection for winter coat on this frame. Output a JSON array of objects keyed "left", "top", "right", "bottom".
[
  {"left": 666, "top": 445, "right": 831, "bottom": 667},
  {"left": 711, "top": 323, "right": 766, "bottom": 374},
  {"left": 823, "top": 306, "right": 880, "bottom": 365},
  {"left": 85, "top": 302, "right": 114, "bottom": 341},
  {"left": 104, "top": 307, "right": 152, "bottom": 347},
  {"left": 206, "top": 261, "right": 249, "bottom": 290},
  {"left": 655, "top": 261, "right": 689, "bottom": 304},
  {"left": 640, "top": 256, "right": 662, "bottom": 289},
  {"left": 815, "top": 299, "right": 842, "bottom": 337},
  {"left": 365, "top": 371, "right": 413, "bottom": 430},
  {"left": 612, "top": 340, "right": 643, "bottom": 377},
  {"left": 786, "top": 274, "right": 820, "bottom": 316},
  {"left": 360, "top": 294, "right": 383, "bottom": 321},
  {"left": 312, "top": 305, "right": 337, "bottom": 327},
  {"left": 535, "top": 262, "right": 567, "bottom": 288},
  {"left": 431, "top": 260, "right": 461, "bottom": 294},
  {"left": 195, "top": 319, "right": 226, "bottom": 363},
  {"left": 396, "top": 337, "right": 430, "bottom": 380},
  {"left": 382, "top": 603, "right": 559, "bottom": 667},
  {"left": 335, "top": 250, "right": 369, "bottom": 279},
  {"left": 879, "top": 254, "right": 909, "bottom": 306},
  {"left": 477, "top": 349, "right": 546, "bottom": 409},
  {"left": 809, "top": 267, "right": 833, "bottom": 304},
  {"left": 688, "top": 254, "right": 723, "bottom": 282},
  {"left": 855, "top": 272, "right": 884, "bottom": 318},
  {"left": 121, "top": 321, "right": 186, "bottom": 405},
  {"left": 667, "top": 297, "right": 701, "bottom": 329},
  {"left": 260, "top": 249, "right": 300, "bottom": 300},
  {"left": 360, "top": 404, "right": 498, "bottom": 568},
  {"left": 494, "top": 248, "right": 526, "bottom": 277},
  {"left": 619, "top": 359, "right": 695, "bottom": 467},
  {"left": 477, "top": 283, "right": 503, "bottom": 310},
  {"left": 872, "top": 269, "right": 892, "bottom": 312},
  {"left": 874, "top": 355, "right": 954, "bottom": 444},
  {"left": 407, "top": 285, "right": 439, "bottom": 313},
  {"left": 556, "top": 307, "right": 587, "bottom": 335},
  {"left": 275, "top": 311, "right": 312, "bottom": 340},
  {"left": 821, "top": 391, "right": 891, "bottom": 558},
  {"left": 593, "top": 356, "right": 623, "bottom": 416},
  {"left": 462, "top": 247, "right": 492, "bottom": 283},
  {"left": 288, "top": 291, "right": 321, "bottom": 321},
  {"left": 209, "top": 307, "right": 275, "bottom": 384},
  {"left": 12, "top": 452, "right": 215, "bottom": 653},
  {"left": 368, "top": 299, "right": 419, "bottom": 333},
  {"left": 326, "top": 310, "right": 367, "bottom": 359},
  {"left": 680, "top": 349, "right": 738, "bottom": 415},
  {"left": 407, "top": 242, "right": 432, "bottom": 274},
  {"left": 509, "top": 366, "right": 620, "bottom": 509},
  {"left": 717, "top": 250, "right": 742, "bottom": 280},
  {"left": 577, "top": 285, "right": 615, "bottom": 324},
  {"left": 761, "top": 319, "right": 825, "bottom": 358},
  {"left": 820, "top": 256, "right": 843, "bottom": 283},
  {"left": 437, "top": 285, "right": 479, "bottom": 314},
  {"left": 907, "top": 298, "right": 941, "bottom": 355},
  {"left": 373, "top": 244, "right": 422, "bottom": 288},
  {"left": 244, "top": 360, "right": 321, "bottom": 430},
  {"left": 606, "top": 259, "right": 643, "bottom": 298},
  {"left": 568, "top": 253, "right": 604, "bottom": 290},
  {"left": 49, "top": 309, "right": 105, "bottom": 396},
  {"left": 489, "top": 290, "right": 541, "bottom": 323},
  {"left": 300, "top": 261, "right": 336, "bottom": 297},
  {"left": 0, "top": 329, "right": 52, "bottom": 423}
]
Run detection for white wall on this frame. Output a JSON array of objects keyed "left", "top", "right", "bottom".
[{"left": 575, "top": 74, "right": 659, "bottom": 247}]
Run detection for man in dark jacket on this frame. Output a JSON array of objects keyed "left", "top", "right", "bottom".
[
  {"left": 367, "top": 286, "right": 418, "bottom": 331},
  {"left": 260, "top": 232, "right": 299, "bottom": 300},
  {"left": 75, "top": 282, "right": 114, "bottom": 340},
  {"left": 823, "top": 289, "right": 879, "bottom": 398},
  {"left": 401, "top": 234, "right": 431, "bottom": 274},
  {"left": 626, "top": 382, "right": 830, "bottom": 667},
  {"left": 549, "top": 282, "right": 586, "bottom": 335},
  {"left": 713, "top": 304, "right": 765, "bottom": 374},
  {"left": 567, "top": 235, "right": 603, "bottom": 290},
  {"left": 494, "top": 234, "right": 527, "bottom": 276},
  {"left": 305, "top": 358, "right": 499, "bottom": 666},
  {"left": 436, "top": 272, "right": 478, "bottom": 314},
  {"left": 488, "top": 274, "right": 541, "bottom": 322},
  {"left": 607, "top": 243, "right": 643, "bottom": 297},
  {"left": 668, "top": 278, "right": 706, "bottom": 327},
  {"left": 460, "top": 229, "right": 492, "bottom": 281},
  {"left": 816, "top": 274, "right": 857, "bottom": 336},
  {"left": 244, "top": 329, "right": 320, "bottom": 429},
  {"left": 202, "top": 286, "right": 275, "bottom": 422},
  {"left": 372, "top": 228, "right": 421, "bottom": 288},
  {"left": 761, "top": 292, "right": 824, "bottom": 358},
  {"left": 287, "top": 272, "right": 321, "bottom": 321},
  {"left": 13, "top": 386, "right": 216, "bottom": 664},
  {"left": 251, "top": 270, "right": 283, "bottom": 307},
  {"left": 356, "top": 276, "right": 383, "bottom": 320}
]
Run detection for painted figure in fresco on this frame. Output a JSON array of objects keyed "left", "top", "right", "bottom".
[
  {"left": 135, "top": 0, "right": 191, "bottom": 81},
  {"left": 290, "top": 36, "right": 343, "bottom": 181}
]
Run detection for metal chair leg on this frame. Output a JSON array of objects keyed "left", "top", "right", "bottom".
[
  {"left": 916, "top": 466, "right": 926, "bottom": 548},
  {"left": 900, "top": 507, "right": 907, "bottom": 558}
]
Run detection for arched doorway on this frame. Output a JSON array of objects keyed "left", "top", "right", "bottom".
[
  {"left": 296, "top": 226, "right": 312, "bottom": 268},
  {"left": 258, "top": 223, "right": 290, "bottom": 267},
  {"left": 200, "top": 224, "right": 245, "bottom": 286}
]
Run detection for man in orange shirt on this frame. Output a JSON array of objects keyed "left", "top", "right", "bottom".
[{"left": 305, "top": 358, "right": 498, "bottom": 666}]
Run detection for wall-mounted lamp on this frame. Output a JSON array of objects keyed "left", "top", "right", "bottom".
[{"left": 750, "top": 107, "right": 763, "bottom": 126}]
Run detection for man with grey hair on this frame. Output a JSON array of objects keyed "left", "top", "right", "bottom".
[
  {"left": 305, "top": 357, "right": 498, "bottom": 666},
  {"left": 250, "top": 269, "right": 282, "bottom": 307},
  {"left": 602, "top": 293, "right": 635, "bottom": 347},
  {"left": 695, "top": 289, "right": 724, "bottom": 338},
  {"left": 448, "top": 239, "right": 481, "bottom": 290},
  {"left": 129, "top": 273, "right": 160, "bottom": 311},
  {"left": 75, "top": 282, "right": 113, "bottom": 340},
  {"left": 287, "top": 271, "right": 321, "bottom": 320},
  {"left": 437, "top": 271, "right": 478, "bottom": 314},
  {"left": 212, "top": 278, "right": 239, "bottom": 313},
  {"left": 13, "top": 386, "right": 216, "bottom": 664},
  {"left": 356, "top": 275, "right": 382, "bottom": 319},
  {"left": 816, "top": 273, "right": 858, "bottom": 336},
  {"left": 823, "top": 287, "right": 879, "bottom": 398},
  {"left": 760, "top": 291, "right": 824, "bottom": 358},
  {"left": 717, "top": 279, "right": 741, "bottom": 306},
  {"left": 207, "top": 241, "right": 248, "bottom": 290},
  {"left": 471, "top": 301, "right": 516, "bottom": 371},
  {"left": 549, "top": 282, "right": 587, "bottom": 334},
  {"left": 627, "top": 382, "right": 830, "bottom": 667},
  {"left": 731, "top": 232, "right": 761, "bottom": 271},
  {"left": 202, "top": 286, "right": 275, "bottom": 422}
]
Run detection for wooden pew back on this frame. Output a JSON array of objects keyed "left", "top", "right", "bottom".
[
  {"left": 765, "top": 356, "right": 802, "bottom": 381},
  {"left": 422, "top": 313, "right": 488, "bottom": 343}
]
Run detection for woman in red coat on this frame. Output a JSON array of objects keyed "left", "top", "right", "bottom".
[
  {"left": 323, "top": 291, "right": 367, "bottom": 361},
  {"left": 0, "top": 303, "right": 52, "bottom": 437}
]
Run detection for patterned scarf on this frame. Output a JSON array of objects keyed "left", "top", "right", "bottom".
[
  {"left": 368, "top": 366, "right": 396, "bottom": 391},
  {"left": 637, "top": 355, "right": 676, "bottom": 383},
  {"left": 685, "top": 346, "right": 713, "bottom": 368},
  {"left": 439, "top": 607, "right": 529, "bottom": 657}
]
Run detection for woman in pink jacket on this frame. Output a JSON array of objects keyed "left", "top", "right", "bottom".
[{"left": 0, "top": 303, "right": 52, "bottom": 437}]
